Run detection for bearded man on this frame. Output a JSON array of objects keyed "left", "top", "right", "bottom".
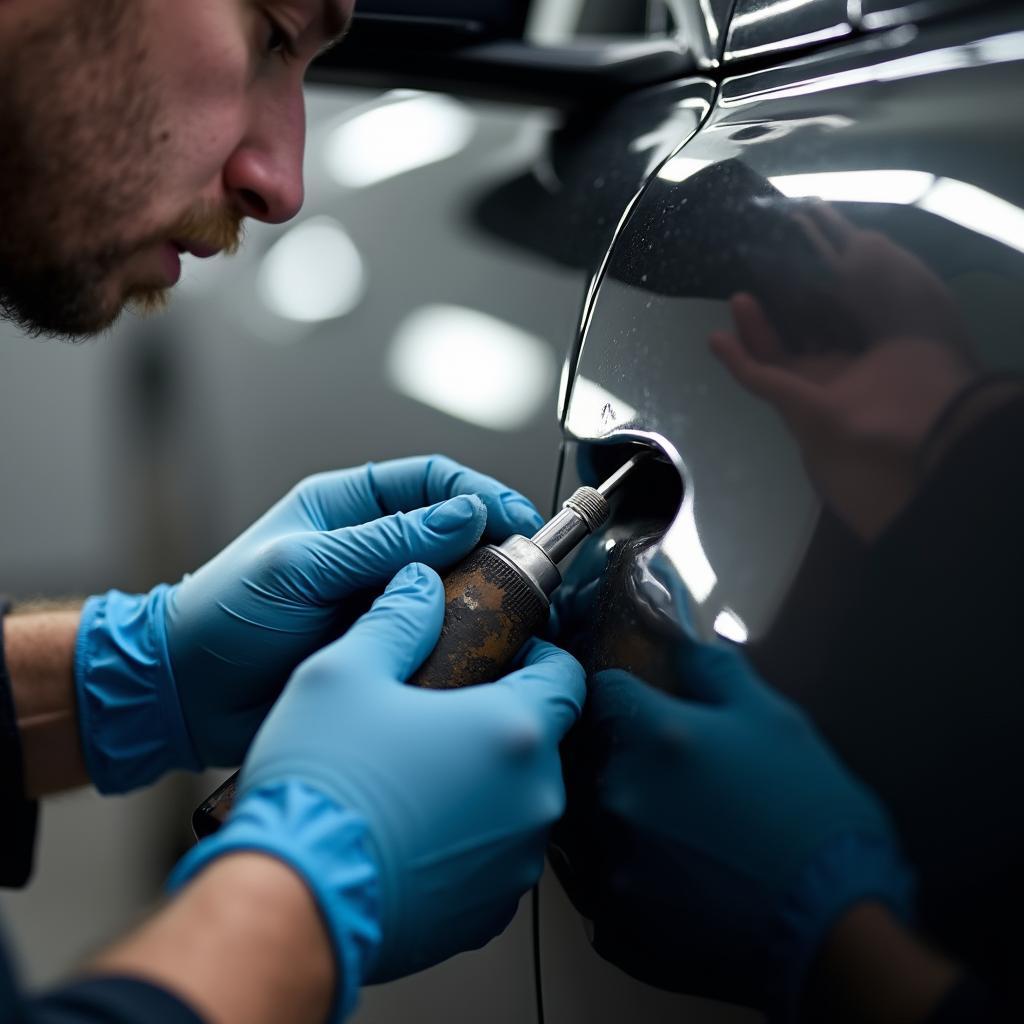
[{"left": 0, "top": 4, "right": 586, "bottom": 1023}]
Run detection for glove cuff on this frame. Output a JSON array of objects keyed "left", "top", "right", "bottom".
[
  {"left": 772, "top": 831, "right": 916, "bottom": 1022},
  {"left": 75, "top": 587, "right": 200, "bottom": 793},
  {"left": 168, "top": 780, "right": 381, "bottom": 1023}
]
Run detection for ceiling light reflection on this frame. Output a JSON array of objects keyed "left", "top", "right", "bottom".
[
  {"left": 658, "top": 156, "right": 712, "bottom": 183},
  {"left": 388, "top": 305, "right": 555, "bottom": 431},
  {"left": 766, "top": 168, "right": 1024, "bottom": 254},
  {"left": 258, "top": 217, "right": 366, "bottom": 324},
  {"left": 660, "top": 492, "right": 717, "bottom": 604},
  {"left": 918, "top": 178, "right": 1024, "bottom": 255},
  {"left": 713, "top": 607, "right": 749, "bottom": 644},
  {"left": 723, "top": 31, "right": 1008, "bottom": 105},
  {"left": 730, "top": 0, "right": 820, "bottom": 29},
  {"left": 771, "top": 169, "right": 934, "bottom": 204},
  {"left": 325, "top": 94, "right": 476, "bottom": 189}
]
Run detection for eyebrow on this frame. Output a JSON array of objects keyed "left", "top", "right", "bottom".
[{"left": 316, "top": 0, "right": 353, "bottom": 56}]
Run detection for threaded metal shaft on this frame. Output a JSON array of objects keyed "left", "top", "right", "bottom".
[{"left": 562, "top": 486, "right": 610, "bottom": 532}]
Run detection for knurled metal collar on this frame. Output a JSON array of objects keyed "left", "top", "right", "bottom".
[{"left": 563, "top": 486, "right": 610, "bottom": 533}]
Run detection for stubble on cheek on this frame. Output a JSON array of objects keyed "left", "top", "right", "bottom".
[{"left": 0, "top": 0, "right": 178, "bottom": 337}]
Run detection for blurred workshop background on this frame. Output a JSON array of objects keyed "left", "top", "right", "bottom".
[{"left": 0, "top": 1, "right": 639, "bottom": 1016}]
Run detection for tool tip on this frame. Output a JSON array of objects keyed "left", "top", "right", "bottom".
[{"left": 596, "top": 449, "right": 654, "bottom": 498}]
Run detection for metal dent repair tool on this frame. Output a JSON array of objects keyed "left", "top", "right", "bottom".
[
  {"left": 410, "top": 450, "right": 646, "bottom": 688},
  {"left": 192, "top": 450, "right": 650, "bottom": 837}
]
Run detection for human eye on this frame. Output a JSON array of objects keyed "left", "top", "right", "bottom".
[{"left": 262, "top": 12, "right": 295, "bottom": 57}]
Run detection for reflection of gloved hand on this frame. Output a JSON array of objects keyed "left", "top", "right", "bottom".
[
  {"left": 75, "top": 456, "right": 545, "bottom": 793},
  {"left": 170, "top": 564, "right": 585, "bottom": 1019},
  {"left": 711, "top": 204, "right": 976, "bottom": 542},
  {"left": 586, "top": 638, "right": 914, "bottom": 1019}
]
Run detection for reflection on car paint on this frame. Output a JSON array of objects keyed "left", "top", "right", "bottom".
[
  {"left": 470, "top": 80, "right": 717, "bottom": 434},
  {"left": 724, "top": 0, "right": 851, "bottom": 62},
  {"left": 549, "top": 8, "right": 1024, "bottom": 1014}
]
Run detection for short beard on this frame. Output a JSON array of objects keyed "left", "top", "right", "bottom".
[
  {"left": 0, "top": 200, "right": 244, "bottom": 339},
  {"left": 0, "top": 0, "right": 164, "bottom": 340},
  {"left": 0, "top": 249, "right": 129, "bottom": 340}
]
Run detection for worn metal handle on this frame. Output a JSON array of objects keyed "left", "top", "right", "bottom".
[
  {"left": 192, "top": 545, "right": 548, "bottom": 839},
  {"left": 410, "top": 545, "right": 548, "bottom": 689}
]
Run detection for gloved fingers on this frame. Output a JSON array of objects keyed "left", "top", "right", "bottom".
[
  {"left": 307, "top": 564, "right": 446, "bottom": 684},
  {"left": 283, "top": 456, "right": 540, "bottom": 548},
  {"left": 588, "top": 668, "right": 715, "bottom": 746},
  {"left": 673, "top": 638, "right": 763, "bottom": 706},
  {"left": 647, "top": 561, "right": 762, "bottom": 705},
  {"left": 369, "top": 455, "right": 545, "bottom": 540},
  {"left": 671, "top": 638, "right": 770, "bottom": 712},
  {"left": 301, "top": 495, "right": 487, "bottom": 601},
  {"left": 496, "top": 638, "right": 586, "bottom": 742}
]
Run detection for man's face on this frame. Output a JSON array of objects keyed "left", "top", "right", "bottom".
[{"left": 0, "top": 0, "right": 352, "bottom": 338}]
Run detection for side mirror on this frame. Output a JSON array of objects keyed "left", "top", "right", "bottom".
[{"left": 309, "top": 0, "right": 695, "bottom": 108}]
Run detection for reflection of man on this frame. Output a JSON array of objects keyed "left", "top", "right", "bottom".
[
  {"left": 572, "top": 203, "right": 1021, "bottom": 1020},
  {"left": 2, "top": 4, "right": 585, "bottom": 1023}
]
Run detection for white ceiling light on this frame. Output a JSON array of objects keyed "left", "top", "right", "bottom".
[
  {"left": 388, "top": 305, "right": 555, "bottom": 431},
  {"left": 325, "top": 94, "right": 476, "bottom": 189},
  {"left": 770, "top": 169, "right": 935, "bottom": 205},
  {"left": 258, "top": 217, "right": 366, "bottom": 323}
]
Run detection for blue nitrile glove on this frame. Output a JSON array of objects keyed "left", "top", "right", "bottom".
[
  {"left": 585, "top": 640, "right": 915, "bottom": 1020},
  {"left": 75, "top": 456, "right": 545, "bottom": 793},
  {"left": 170, "top": 563, "right": 585, "bottom": 1020}
]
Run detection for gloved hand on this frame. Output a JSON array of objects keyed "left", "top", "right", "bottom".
[
  {"left": 170, "top": 563, "right": 585, "bottom": 1020},
  {"left": 75, "top": 456, "right": 545, "bottom": 792},
  {"left": 583, "top": 638, "right": 914, "bottom": 1020}
]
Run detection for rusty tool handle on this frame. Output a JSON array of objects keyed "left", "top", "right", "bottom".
[
  {"left": 192, "top": 546, "right": 548, "bottom": 839},
  {"left": 410, "top": 545, "right": 549, "bottom": 689}
]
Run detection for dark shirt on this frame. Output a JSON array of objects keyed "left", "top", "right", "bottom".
[
  {"left": 0, "top": 620, "right": 205, "bottom": 1024},
  {"left": 0, "top": 597, "right": 37, "bottom": 889}
]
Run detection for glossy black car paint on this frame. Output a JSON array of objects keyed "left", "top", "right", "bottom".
[
  {"left": 305, "top": 0, "right": 1024, "bottom": 1019},
  {"left": 522, "top": 3, "right": 1024, "bottom": 1020}
]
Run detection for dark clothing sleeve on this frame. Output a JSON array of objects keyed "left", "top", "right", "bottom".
[
  {"left": 1, "top": 932, "right": 207, "bottom": 1024},
  {"left": 24, "top": 978, "right": 207, "bottom": 1024},
  {"left": 0, "top": 596, "right": 39, "bottom": 890}
]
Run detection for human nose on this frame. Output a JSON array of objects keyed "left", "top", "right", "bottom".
[{"left": 223, "top": 86, "right": 306, "bottom": 224}]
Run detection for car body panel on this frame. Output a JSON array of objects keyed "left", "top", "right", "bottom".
[
  {"left": 856, "top": 0, "right": 992, "bottom": 32},
  {"left": 723, "top": 0, "right": 852, "bottom": 62},
  {"left": 545, "top": 6, "right": 1024, "bottom": 1018},
  {"left": 663, "top": 0, "right": 737, "bottom": 67}
]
